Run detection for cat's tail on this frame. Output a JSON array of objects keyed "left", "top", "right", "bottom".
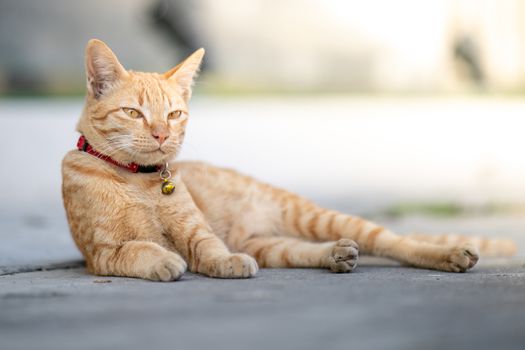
[{"left": 405, "top": 233, "right": 517, "bottom": 257}]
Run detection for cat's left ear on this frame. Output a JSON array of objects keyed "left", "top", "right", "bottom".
[{"left": 164, "top": 48, "right": 205, "bottom": 101}]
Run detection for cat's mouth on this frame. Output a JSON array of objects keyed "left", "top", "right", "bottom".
[{"left": 143, "top": 148, "right": 165, "bottom": 154}]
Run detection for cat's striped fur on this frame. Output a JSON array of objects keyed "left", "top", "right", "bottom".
[{"left": 62, "top": 39, "right": 516, "bottom": 281}]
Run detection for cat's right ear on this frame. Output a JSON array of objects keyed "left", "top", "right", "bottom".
[{"left": 85, "top": 39, "right": 128, "bottom": 99}]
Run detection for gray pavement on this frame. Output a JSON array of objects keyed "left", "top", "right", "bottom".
[{"left": 1, "top": 265, "right": 525, "bottom": 350}]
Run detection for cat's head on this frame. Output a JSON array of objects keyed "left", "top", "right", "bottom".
[{"left": 77, "top": 39, "right": 204, "bottom": 166}]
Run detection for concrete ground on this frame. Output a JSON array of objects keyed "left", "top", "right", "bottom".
[
  {"left": 1, "top": 97, "right": 524, "bottom": 350},
  {"left": 1, "top": 265, "right": 525, "bottom": 350}
]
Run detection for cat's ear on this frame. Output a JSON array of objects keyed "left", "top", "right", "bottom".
[
  {"left": 164, "top": 48, "right": 205, "bottom": 101},
  {"left": 85, "top": 39, "right": 128, "bottom": 99}
]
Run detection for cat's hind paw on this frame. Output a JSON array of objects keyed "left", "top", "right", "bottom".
[
  {"left": 328, "top": 239, "right": 359, "bottom": 273},
  {"left": 439, "top": 244, "right": 479, "bottom": 273}
]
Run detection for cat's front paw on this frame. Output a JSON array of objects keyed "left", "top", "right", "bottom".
[
  {"left": 147, "top": 252, "right": 187, "bottom": 281},
  {"left": 205, "top": 253, "right": 258, "bottom": 279},
  {"left": 328, "top": 239, "right": 359, "bottom": 273},
  {"left": 438, "top": 244, "right": 479, "bottom": 273}
]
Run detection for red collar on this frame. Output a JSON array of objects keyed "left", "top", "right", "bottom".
[{"left": 77, "top": 135, "right": 162, "bottom": 173}]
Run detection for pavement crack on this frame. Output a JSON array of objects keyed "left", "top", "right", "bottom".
[{"left": 0, "top": 260, "right": 85, "bottom": 276}]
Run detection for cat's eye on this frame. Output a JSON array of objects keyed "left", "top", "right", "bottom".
[
  {"left": 168, "top": 110, "right": 183, "bottom": 120},
  {"left": 122, "top": 108, "right": 142, "bottom": 119}
]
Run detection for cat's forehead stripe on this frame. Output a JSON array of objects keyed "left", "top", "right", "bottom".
[
  {"left": 156, "top": 79, "right": 171, "bottom": 105},
  {"left": 138, "top": 88, "right": 145, "bottom": 106},
  {"left": 140, "top": 78, "right": 167, "bottom": 112}
]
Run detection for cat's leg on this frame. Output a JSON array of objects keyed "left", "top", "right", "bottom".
[
  {"left": 159, "top": 183, "right": 258, "bottom": 279},
  {"left": 406, "top": 233, "right": 517, "bottom": 257},
  {"left": 240, "top": 235, "right": 359, "bottom": 272},
  {"left": 276, "top": 192, "right": 479, "bottom": 272},
  {"left": 179, "top": 225, "right": 259, "bottom": 278},
  {"left": 89, "top": 240, "right": 187, "bottom": 281}
]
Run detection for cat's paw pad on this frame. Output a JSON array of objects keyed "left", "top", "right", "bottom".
[
  {"left": 441, "top": 244, "right": 479, "bottom": 273},
  {"left": 213, "top": 253, "right": 258, "bottom": 279},
  {"left": 148, "top": 253, "right": 187, "bottom": 282},
  {"left": 328, "top": 239, "right": 359, "bottom": 273}
]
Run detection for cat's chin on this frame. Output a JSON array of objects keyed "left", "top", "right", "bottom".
[
  {"left": 144, "top": 148, "right": 163, "bottom": 154},
  {"left": 131, "top": 151, "right": 177, "bottom": 166}
]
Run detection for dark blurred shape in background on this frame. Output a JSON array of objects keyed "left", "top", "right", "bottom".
[
  {"left": 1, "top": 0, "right": 525, "bottom": 95},
  {"left": 149, "top": 0, "right": 207, "bottom": 69},
  {"left": 454, "top": 35, "right": 484, "bottom": 86}
]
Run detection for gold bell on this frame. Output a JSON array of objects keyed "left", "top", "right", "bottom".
[{"left": 161, "top": 179, "right": 175, "bottom": 195}]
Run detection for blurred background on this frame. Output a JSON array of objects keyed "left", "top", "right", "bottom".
[
  {"left": 3, "top": 0, "right": 525, "bottom": 94},
  {"left": 1, "top": 0, "right": 524, "bottom": 265}
]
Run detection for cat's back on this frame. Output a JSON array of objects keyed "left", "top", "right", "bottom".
[
  {"left": 175, "top": 160, "right": 258, "bottom": 193},
  {"left": 174, "top": 160, "right": 277, "bottom": 210}
]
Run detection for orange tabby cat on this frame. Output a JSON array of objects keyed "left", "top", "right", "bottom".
[{"left": 62, "top": 39, "right": 517, "bottom": 281}]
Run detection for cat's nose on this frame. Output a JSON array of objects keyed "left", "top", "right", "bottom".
[{"left": 151, "top": 130, "right": 170, "bottom": 145}]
